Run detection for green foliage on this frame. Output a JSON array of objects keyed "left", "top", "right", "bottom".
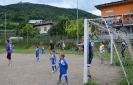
[
  {"left": 13, "top": 42, "right": 31, "bottom": 49},
  {"left": 91, "top": 24, "right": 95, "bottom": 33},
  {"left": 66, "top": 18, "right": 84, "bottom": 37},
  {"left": 0, "top": 3, "right": 99, "bottom": 22},
  {"left": 19, "top": 24, "right": 39, "bottom": 37},
  {"left": 48, "top": 16, "right": 69, "bottom": 36},
  {"left": 0, "top": 20, "right": 19, "bottom": 30},
  {"left": 65, "top": 42, "right": 75, "bottom": 50},
  {"left": 84, "top": 81, "right": 99, "bottom": 85}
]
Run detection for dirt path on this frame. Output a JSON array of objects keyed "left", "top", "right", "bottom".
[{"left": 0, "top": 53, "right": 120, "bottom": 85}]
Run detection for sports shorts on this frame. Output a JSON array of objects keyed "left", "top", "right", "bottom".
[
  {"left": 87, "top": 53, "right": 93, "bottom": 67},
  {"left": 7, "top": 53, "right": 11, "bottom": 60}
]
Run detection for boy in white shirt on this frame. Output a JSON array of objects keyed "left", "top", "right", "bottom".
[{"left": 99, "top": 42, "right": 106, "bottom": 64}]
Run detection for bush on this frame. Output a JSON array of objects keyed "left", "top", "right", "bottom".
[
  {"left": 13, "top": 42, "right": 31, "bottom": 49},
  {"left": 65, "top": 42, "right": 75, "bottom": 50}
]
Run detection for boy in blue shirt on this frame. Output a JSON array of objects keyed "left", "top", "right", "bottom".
[
  {"left": 35, "top": 46, "right": 40, "bottom": 62},
  {"left": 50, "top": 50, "right": 57, "bottom": 73},
  {"left": 56, "top": 54, "right": 68, "bottom": 85},
  {"left": 42, "top": 46, "right": 44, "bottom": 54}
]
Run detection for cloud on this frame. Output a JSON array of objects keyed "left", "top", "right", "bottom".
[
  {"left": 45, "top": 0, "right": 75, "bottom": 8},
  {"left": 89, "top": 10, "right": 101, "bottom": 16}
]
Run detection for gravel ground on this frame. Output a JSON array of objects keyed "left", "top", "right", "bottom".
[{"left": 0, "top": 53, "right": 120, "bottom": 85}]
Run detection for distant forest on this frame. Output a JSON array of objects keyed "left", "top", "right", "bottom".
[{"left": 0, "top": 2, "right": 99, "bottom": 22}]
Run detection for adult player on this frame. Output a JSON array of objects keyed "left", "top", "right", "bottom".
[
  {"left": 77, "top": 36, "right": 93, "bottom": 78},
  {"left": 49, "top": 40, "right": 54, "bottom": 51}
]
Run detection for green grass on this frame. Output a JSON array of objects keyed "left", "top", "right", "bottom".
[
  {"left": 0, "top": 22, "right": 19, "bottom": 27},
  {"left": 10, "top": 22, "right": 19, "bottom": 25},
  {"left": 84, "top": 81, "right": 99, "bottom": 85}
]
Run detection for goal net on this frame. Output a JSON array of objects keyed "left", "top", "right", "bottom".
[{"left": 83, "top": 18, "right": 133, "bottom": 85}]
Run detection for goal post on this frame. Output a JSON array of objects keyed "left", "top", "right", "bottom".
[
  {"left": 83, "top": 18, "right": 130, "bottom": 85},
  {"left": 83, "top": 18, "right": 114, "bottom": 84},
  {"left": 83, "top": 18, "right": 88, "bottom": 84},
  {"left": 110, "top": 33, "right": 113, "bottom": 64}
]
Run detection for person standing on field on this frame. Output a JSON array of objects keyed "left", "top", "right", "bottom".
[
  {"left": 108, "top": 42, "right": 111, "bottom": 53},
  {"left": 57, "top": 42, "right": 61, "bottom": 54},
  {"left": 99, "top": 42, "right": 106, "bottom": 64},
  {"left": 35, "top": 46, "right": 40, "bottom": 62},
  {"left": 42, "top": 46, "right": 45, "bottom": 54},
  {"left": 121, "top": 40, "right": 126, "bottom": 58},
  {"left": 62, "top": 41, "right": 65, "bottom": 51},
  {"left": 49, "top": 40, "right": 54, "bottom": 51},
  {"left": 77, "top": 36, "right": 93, "bottom": 78},
  {"left": 6, "top": 40, "right": 13, "bottom": 67}
]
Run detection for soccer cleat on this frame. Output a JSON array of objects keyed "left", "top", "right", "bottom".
[
  {"left": 103, "top": 62, "right": 107, "bottom": 65},
  {"left": 54, "top": 69, "right": 57, "bottom": 72},
  {"left": 8, "top": 64, "right": 12, "bottom": 67},
  {"left": 88, "top": 75, "right": 91, "bottom": 78},
  {"left": 63, "top": 82, "right": 68, "bottom": 85},
  {"left": 51, "top": 70, "right": 54, "bottom": 73},
  {"left": 57, "top": 81, "right": 61, "bottom": 84}
]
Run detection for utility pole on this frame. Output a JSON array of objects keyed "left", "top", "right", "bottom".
[
  {"left": 27, "top": 27, "right": 28, "bottom": 44},
  {"left": 5, "top": 12, "right": 6, "bottom": 41},
  {"left": 77, "top": 0, "right": 79, "bottom": 43}
]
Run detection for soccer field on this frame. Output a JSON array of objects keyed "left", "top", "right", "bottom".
[
  {"left": 0, "top": 53, "right": 119, "bottom": 85},
  {"left": 0, "top": 53, "right": 83, "bottom": 85}
]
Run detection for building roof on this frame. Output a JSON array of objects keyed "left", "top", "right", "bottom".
[
  {"left": 33, "top": 21, "right": 54, "bottom": 27},
  {"left": 29, "top": 20, "right": 43, "bottom": 24},
  {"left": 95, "top": 0, "right": 133, "bottom": 10}
]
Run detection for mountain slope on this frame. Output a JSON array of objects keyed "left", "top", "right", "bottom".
[{"left": 0, "top": 2, "right": 99, "bottom": 22}]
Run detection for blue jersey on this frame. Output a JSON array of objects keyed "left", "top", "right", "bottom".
[
  {"left": 51, "top": 54, "right": 56, "bottom": 64},
  {"left": 35, "top": 48, "right": 39, "bottom": 57},
  {"left": 54, "top": 54, "right": 56, "bottom": 61},
  {"left": 59, "top": 59, "right": 68, "bottom": 74},
  {"left": 42, "top": 47, "right": 44, "bottom": 51}
]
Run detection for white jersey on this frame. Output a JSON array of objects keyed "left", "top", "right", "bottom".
[
  {"left": 99, "top": 45, "right": 105, "bottom": 53},
  {"left": 122, "top": 41, "right": 126, "bottom": 45}
]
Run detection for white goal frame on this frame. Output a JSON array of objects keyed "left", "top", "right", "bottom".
[{"left": 83, "top": 18, "right": 130, "bottom": 85}]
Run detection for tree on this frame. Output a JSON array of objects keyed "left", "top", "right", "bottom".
[
  {"left": 19, "top": 24, "right": 39, "bottom": 38},
  {"left": 48, "top": 16, "right": 69, "bottom": 36},
  {"left": 89, "top": 24, "right": 101, "bottom": 40},
  {"left": 66, "top": 18, "right": 84, "bottom": 37},
  {"left": 16, "top": 21, "right": 27, "bottom": 36}
]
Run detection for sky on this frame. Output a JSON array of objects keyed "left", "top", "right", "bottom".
[{"left": 0, "top": 0, "right": 119, "bottom": 16}]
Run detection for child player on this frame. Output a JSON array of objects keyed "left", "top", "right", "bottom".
[
  {"left": 56, "top": 54, "right": 68, "bottom": 85},
  {"left": 6, "top": 40, "right": 13, "bottom": 67},
  {"left": 42, "top": 46, "right": 44, "bottom": 54},
  {"left": 50, "top": 50, "right": 57, "bottom": 73},
  {"left": 35, "top": 46, "right": 40, "bottom": 62}
]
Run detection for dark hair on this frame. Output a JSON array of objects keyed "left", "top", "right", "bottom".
[
  {"left": 7, "top": 40, "right": 10, "bottom": 43},
  {"left": 60, "top": 54, "right": 65, "bottom": 58},
  {"left": 36, "top": 46, "right": 38, "bottom": 48},
  {"left": 52, "top": 50, "right": 55, "bottom": 53}
]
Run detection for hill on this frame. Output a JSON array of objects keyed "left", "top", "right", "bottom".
[{"left": 0, "top": 2, "right": 99, "bottom": 22}]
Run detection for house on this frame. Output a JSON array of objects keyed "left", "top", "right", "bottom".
[
  {"left": 95, "top": 0, "right": 133, "bottom": 32},
  {"left": 29, "top": 20, "right": 43, "bottom": 24},
  {"left": 33, "top": 21, "right": 54, "bottom": 35}
]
